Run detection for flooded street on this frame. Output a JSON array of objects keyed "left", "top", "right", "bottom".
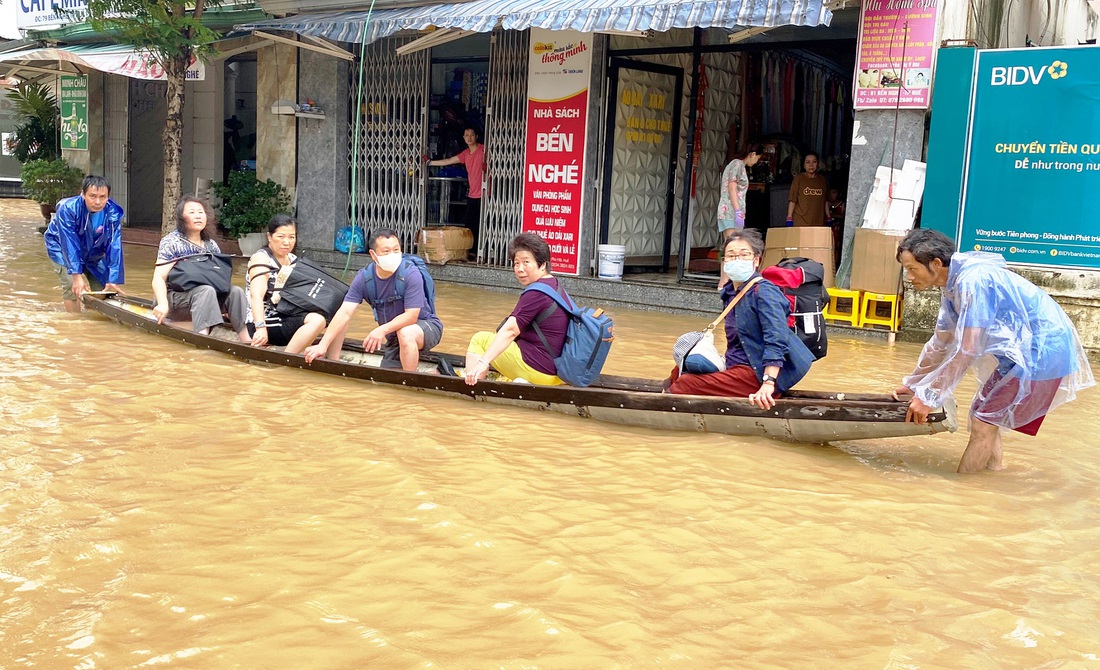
[{"left": 3, "top": 198, "right": 1099, "bottom": 668}]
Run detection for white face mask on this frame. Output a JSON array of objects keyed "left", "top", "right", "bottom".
[
  {"left": 375, "top": 251, "right": 402, "bottom": 273},
  {"left": 723, "top": 258, "right": 756, "bottom": 282}
]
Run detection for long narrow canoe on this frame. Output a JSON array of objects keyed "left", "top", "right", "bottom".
[{"left": 83, "top": 293, "right": 957, "bottom": 443}]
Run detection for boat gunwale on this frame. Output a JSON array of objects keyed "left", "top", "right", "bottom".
[{"left": 81, "top": 293, "right": 951, "bottom": 428}]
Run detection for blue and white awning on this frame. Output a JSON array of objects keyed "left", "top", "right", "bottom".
[{"left": 238, "top": 0, "right": 833, "bottom": 46}]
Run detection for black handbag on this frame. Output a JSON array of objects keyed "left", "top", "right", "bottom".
[
  {"left": 165, "top": 252, "right": 235, "bottom": 297},
  {"left": 274, "top": 257, "right": 349, "bottom": 322}
]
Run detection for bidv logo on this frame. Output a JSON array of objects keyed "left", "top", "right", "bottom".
[{"left": 990, "top": 60, "right": 1068, "bottom": 86}]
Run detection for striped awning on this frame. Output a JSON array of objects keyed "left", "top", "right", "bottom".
[
  {"left": 237, "top": 0, "right": 833, "bottom": 45},
  {"left": 0, "top": 43, "right": 206, "bottom": 80}
]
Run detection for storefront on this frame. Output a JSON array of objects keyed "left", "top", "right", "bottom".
[{"left": 240, "top": 0, "right": 864, "bottom": 287}]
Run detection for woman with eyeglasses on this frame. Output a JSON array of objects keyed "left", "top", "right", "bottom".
[{"left": 668, "top": 229, "right": 814, "bottom": 408}]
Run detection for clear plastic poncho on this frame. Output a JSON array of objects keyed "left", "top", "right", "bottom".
[{"left": 903, "top": 252, "right": 1095, "bottom": 429}]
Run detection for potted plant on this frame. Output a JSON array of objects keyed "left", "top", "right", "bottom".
[
  {"left": 20, "top": 159, "right": 85, "bottom": 220},
  {"left": 7, "top": 82, "right": 60, "bottom": 165},
  {"left": 211, "top": 171, "right": 292, "bottom": 254}
]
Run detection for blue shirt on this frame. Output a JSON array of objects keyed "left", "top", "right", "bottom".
[{"left": 346, "top": 262, "right": 443, "bottom": 334}]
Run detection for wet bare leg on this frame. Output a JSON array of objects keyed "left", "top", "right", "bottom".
[
  {"left": 958, "top": 417, "right": 1003, "bottom": 473},
  {"left": 63, "top": 299, "right": 81, "bottom": 313},
  {"left": 718, "top": 229, "right": 734, "bottom": 289}
]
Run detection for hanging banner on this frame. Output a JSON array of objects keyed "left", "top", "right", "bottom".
[
  {"left": 853, "top": 0, "right": 938, "bottom": 109},
  {"left": 520, "top": 28, "right": 593, "bottom": 275},
  {"left": 958, "top": 46, "right": 1100, "bottom": 270},
  {"left": 60, "top": 75, "right": 88, "bottom": 151},
  {"left": 0, "top": 46, "right": 205, "bottom": 81}
]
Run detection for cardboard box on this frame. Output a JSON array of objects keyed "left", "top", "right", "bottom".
[
  {"left": 849, "top": 228, "right": 906, "bottom": 294},
  {"left": 417, "top": 226, "right": 473, "bottom": 264},
  {"left": 761, "top": 226, "right": 835, "bottom": 287}
]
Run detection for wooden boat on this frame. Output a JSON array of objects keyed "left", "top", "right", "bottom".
[{"left": 82, "top": 293, "right": 957, "bottom": 443}]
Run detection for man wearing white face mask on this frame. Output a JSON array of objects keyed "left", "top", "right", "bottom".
[{"left": 304, "top": 228, "right": 443, "bottom": 371}]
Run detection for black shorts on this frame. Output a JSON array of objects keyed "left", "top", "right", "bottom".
[{"left": 248, "top": 314, "right": 307, "bottom": 347}]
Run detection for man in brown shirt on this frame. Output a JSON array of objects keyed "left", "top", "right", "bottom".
[{"left": 787, "top": 152, "right": 828, "bottom": 227}]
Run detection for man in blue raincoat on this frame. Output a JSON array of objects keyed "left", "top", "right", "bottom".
[
  {"left": 892, "top": 229, "right": 1094, "bottom": 473},
  {"left": 43, "top": 175, "right": 125, "bottom": 312}
]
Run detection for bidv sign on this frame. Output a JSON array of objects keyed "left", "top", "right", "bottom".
[
  {"left": 18, "top": 0, "right": 88, "bottom": 29},
  {"left": 990, "top": 59, "right": 1069, "bottom": 86}
]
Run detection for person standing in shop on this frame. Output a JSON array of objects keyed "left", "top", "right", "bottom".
[
  {"left": 716, "top": 143, "right": 764, "bottom": 288},
  {"left": 427, "top": 126, "right": 486, "bottom": 259},
  {"left": 786, "top": 151, "right": 829, "bottom": 227}
]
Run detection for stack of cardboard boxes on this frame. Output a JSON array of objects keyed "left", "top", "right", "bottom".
[
  {"left": 849, "top": 229, "right": 905, "bottom": 294},
  {"left": 417, "top": 226, "right": 473, "bottom": 264},
  {"left": 761, "top": 227, "right": 835, "bottom": 287}
]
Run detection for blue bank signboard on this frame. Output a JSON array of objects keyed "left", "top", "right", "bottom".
[{"left": 959, "top": 46, "right": 1100, "bottom": 271}]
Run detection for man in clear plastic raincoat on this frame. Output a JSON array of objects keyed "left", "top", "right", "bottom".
[{"left": 892, "top": 229, "right": 1094, "bottom": 473}]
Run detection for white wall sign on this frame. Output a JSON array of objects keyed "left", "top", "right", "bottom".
[{"left": 17, "top": 0, "right": 88, "bottom": 30}]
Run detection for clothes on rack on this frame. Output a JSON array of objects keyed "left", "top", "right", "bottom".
[{"left": 756, "top": 51, "right": 851, "bottom": 158}]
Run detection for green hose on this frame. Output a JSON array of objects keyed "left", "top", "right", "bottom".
[{"left": 343, "top": 0, "right": 376, "bottom": 279}]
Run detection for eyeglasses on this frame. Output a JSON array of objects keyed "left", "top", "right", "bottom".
[{"left": 723, "top": 252, "right": 756, "bottom": 261}]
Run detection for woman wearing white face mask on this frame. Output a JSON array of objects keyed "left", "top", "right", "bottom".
[{"left": 668, "top": 229, "right": 814, "bottom": 409}]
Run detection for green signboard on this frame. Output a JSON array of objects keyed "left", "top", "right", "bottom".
[
  {"left": 958, "top": 46, "right": 1100, "bottom": 271},
  {"left": 60, "top": 75, "right": 88, "bottom": 151}
]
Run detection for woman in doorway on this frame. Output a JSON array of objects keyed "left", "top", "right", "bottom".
[{"left": 716, "top": 143, "right": 764, "bottom": 288}]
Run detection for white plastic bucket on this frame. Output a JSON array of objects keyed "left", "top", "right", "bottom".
[{"left": 597, "top": 244, "right": 627, "bottom": 281}]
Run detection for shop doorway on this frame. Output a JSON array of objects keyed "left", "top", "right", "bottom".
[
  {"left": 128, "top": 78, "right": 166, "bottom": 226},
  {"left": 599, "top": 58, "right": 683, "bottom": 273}
]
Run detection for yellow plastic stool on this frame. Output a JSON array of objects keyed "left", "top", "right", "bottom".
[
  {"left": 823, "top": 287, "right": 862, "bottom": 327},
  {"left": 860, "top": 292, "right": 903, "bottom": 330}
]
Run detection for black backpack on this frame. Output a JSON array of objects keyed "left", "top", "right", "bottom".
[{"left": 761, "top": 257, "right": 828, "bottom": 360}]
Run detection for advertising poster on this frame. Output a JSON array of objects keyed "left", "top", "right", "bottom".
[
  {"left": 520, "top": 28, "right": 593, "bottom": 275},
  {"left": 853, "top": 0, "right": 938, "bottom": 109},
  {"left": 959, "top": 47, "right": 1100, "bottom": 270},
  {"left": 60, "top": 75, "right": 88, "bottom": 151}
]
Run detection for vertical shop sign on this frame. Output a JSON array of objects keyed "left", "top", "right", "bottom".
[
  {"left": 60, "top": 75, "right": 89, "bottom": 151},
  {"left": 521, "top": 28, "right": 593, "bottom": 275},
  {"left": 853, "top": 0, "right": 938, "bottom": 109},
  {"left": 958, "top": 46, "right": 1100, "bottom": 271}
]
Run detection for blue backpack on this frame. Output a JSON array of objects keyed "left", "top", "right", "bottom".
[
  {"left": 360, "top": 254, "right": 437, "bottom": 323},
  {"left": 524, "top": 282, "right": 615, "bottom": 387}
]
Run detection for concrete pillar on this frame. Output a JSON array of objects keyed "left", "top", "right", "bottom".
[
  {"left": 840, "top": 108, "right": 926, "bottom": 277},
  {"left": 295, "top": 49, "right": 349, "bottom": 251},
  {"left": 256, "top": 42, "right": 297, "bottom": 200}
]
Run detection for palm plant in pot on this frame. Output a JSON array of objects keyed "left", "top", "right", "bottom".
[
  {"left": 7, "top": 82, "right": 60, "bottom": 163},
  {"left": 20, "top": 159, "right": 85, "bottom": 220},
  {"left": 211, "top": 171, "right": 292, "bottom": 255},
  {"left": 7, "top": 82, "right": 68, "bottom": 220}
]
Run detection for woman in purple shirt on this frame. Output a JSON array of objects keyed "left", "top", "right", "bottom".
[{"left": 464, "top": 233, "right": 567, "bottom": 385}]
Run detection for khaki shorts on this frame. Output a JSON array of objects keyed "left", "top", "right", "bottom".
[{"left": 50, "top": 261, "right": 102, "bottom": 301}]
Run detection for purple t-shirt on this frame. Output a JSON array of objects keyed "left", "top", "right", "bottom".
[
  {"left": 345, "top": 261, "right": 442, "bottom": 338},
  {"left": 510, "top": 277, "right": 568, "bottom": 376}
]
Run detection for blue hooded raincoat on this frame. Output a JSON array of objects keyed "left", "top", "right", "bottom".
[{"left": 44, "top": 195, "right": 126, "bottom": 286}]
